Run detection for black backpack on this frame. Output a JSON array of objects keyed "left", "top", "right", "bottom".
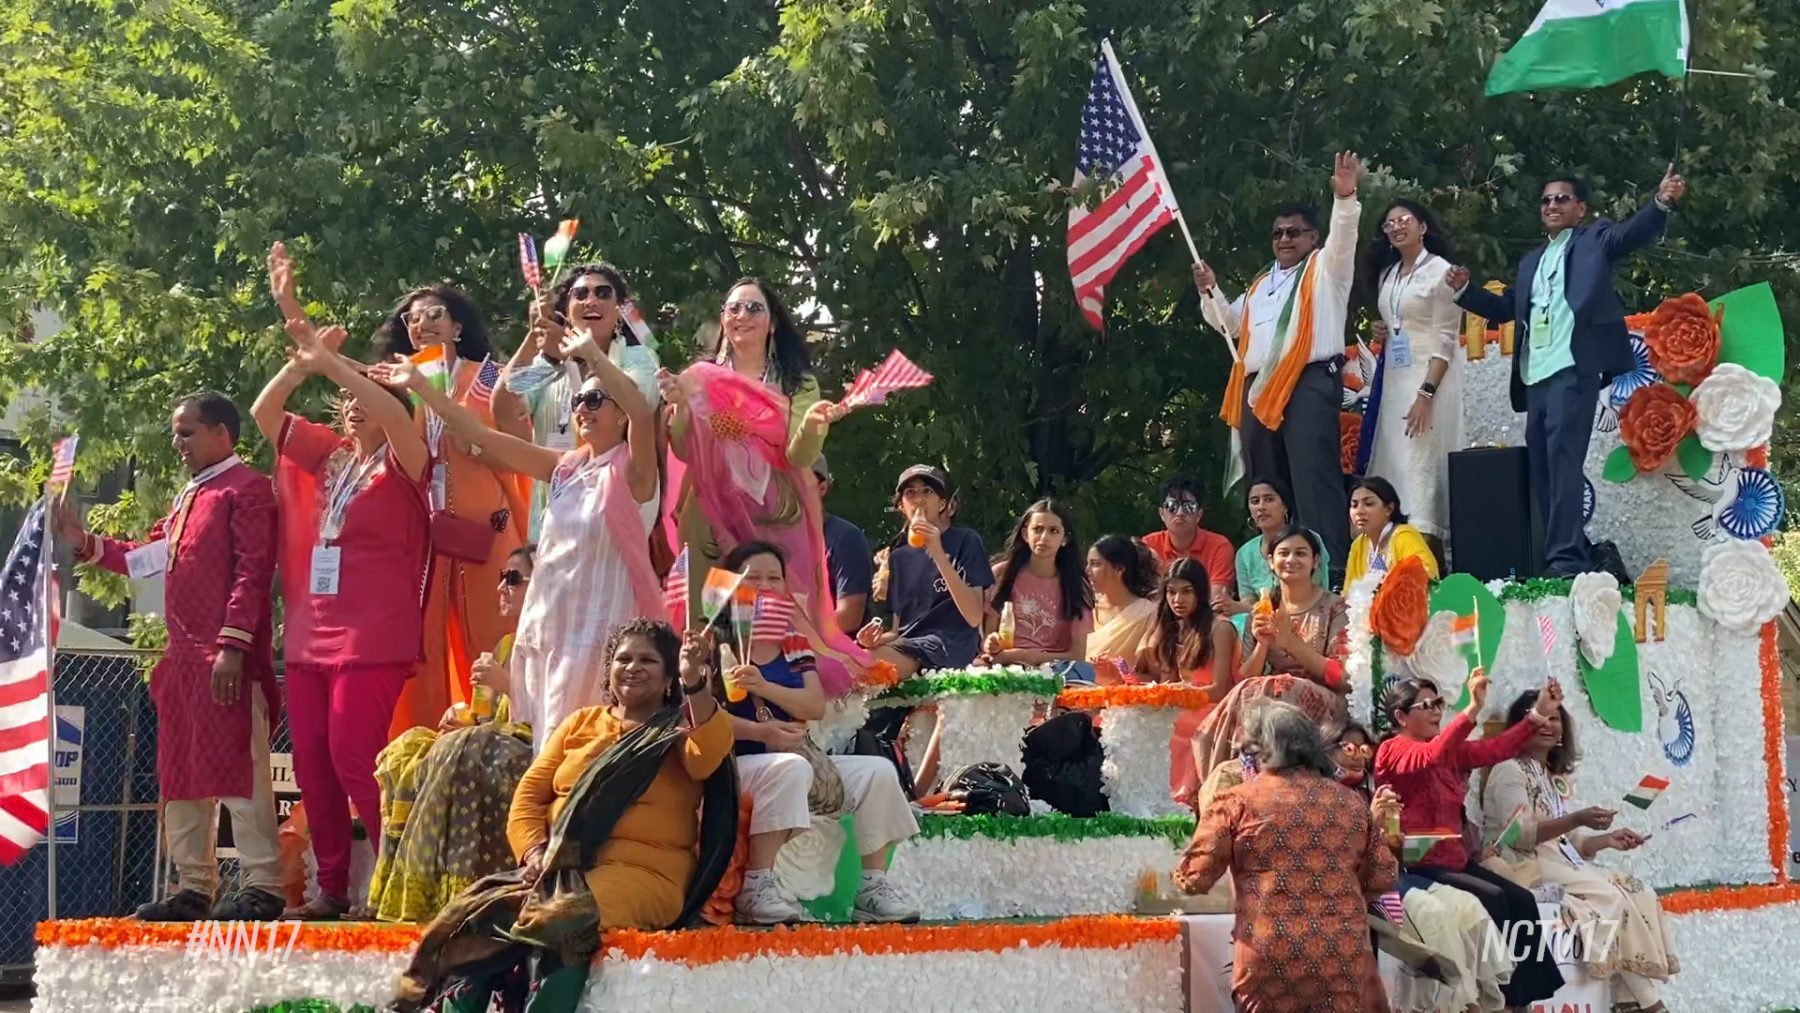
[
  {"left": 1021, "top": 710, "right": 1110, "bottom": 817},
  {"left": 938, "top": 762, "right": 1031, "bottom": 817}
]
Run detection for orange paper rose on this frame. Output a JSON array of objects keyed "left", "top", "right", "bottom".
[
  {"left": 1618, "top": 382, "right": 1696, "bottom": 473},
  {"left": 1339, "top": 411, "right": 1361, "bottom": 475},
  {"left": 1369, "top": 553, "right": 1430, "bottom": 656},
  {"left": 1643, "top": 292, "right": 1722, "bottom": 385}
]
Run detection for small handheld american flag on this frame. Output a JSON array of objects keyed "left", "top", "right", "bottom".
[
  {"left": 47, "top": 436, "right": 78, "bottom": 494},
  {"left": 841, "top": 350, "right": 934, "bottom": 410},
  {"left": 0, "top": 499, "right": 53, "bottom": 865},
  {"left": 1535, "top": 614, "right": 1558, "bottom": 661},
  {"left": 467, "top": 357, "right": 502, "bottom": 408},
  {"left": 750, "top": 591, "right": 798, "bottom": 646},
  {"left": 665, "top": 547, "right": 690, "bottom": 621},
  {"left": 518, "top": 233, "right": 542, "bottom": 294}
]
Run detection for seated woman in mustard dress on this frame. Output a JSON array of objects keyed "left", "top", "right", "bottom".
[{"left": 1344, "top": 476, "right": 1441, "bottom": 587}]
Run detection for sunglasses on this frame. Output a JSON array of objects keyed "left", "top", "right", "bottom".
[
  {"left": 1540, "top": 193, "right": 1578, "bottom": 207},
  {"left": 569, "top": 283, "right": 615, "bottom": 303},
  {"left": 499, "top": 568, "right": 527, "bottom": 588},
  {"left": 403, "top": 304, "right": 448, "bottom": 326},
  {"left": 1161, "top": 498, "right": 1200, "bottom": 516},
  {"left": 1271, "top": 226, "right": 1315, "bottom": 241},
  {"left": 571, "top": 389, "right": 613, "bottom": 411},
  {"left": 723, "top": 299, "right": 767, "bottom": 318},
  {"left": 1380, "top": 213, "right": 1417, "bottom": 233},
  {"left": 1407, "top": 698, "right": 1446, "bottom": 713}
]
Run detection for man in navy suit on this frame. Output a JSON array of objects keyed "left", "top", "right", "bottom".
[{"left": 1448, "top": 165, "right": 1687, "bottom": 576}]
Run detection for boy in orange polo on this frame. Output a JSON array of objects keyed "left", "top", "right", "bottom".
[{"left": 1141, "top": 475, "right": 1235, "bottom": 605}]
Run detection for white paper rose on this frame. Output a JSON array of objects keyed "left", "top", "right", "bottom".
[
  {"left": 1570, "top": 571, "right": 1623, "bottom": 668},
  {"left": 1697, "top": 538, "right": 1790, "bottom": 636},
  {"left": 1690, "top": 362, "right": 1781, "bottom": 452},
  {"left": 1399, "top": 611, "right": 1470, "bottom": 704}
]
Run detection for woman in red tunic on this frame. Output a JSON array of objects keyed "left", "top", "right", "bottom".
[{"left": 256, "top": 257, "right": 432, "bottom": 917}]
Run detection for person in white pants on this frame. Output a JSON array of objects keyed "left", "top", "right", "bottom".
[{"left": 716, "top": 542, "right": 921, "bottom": 925}]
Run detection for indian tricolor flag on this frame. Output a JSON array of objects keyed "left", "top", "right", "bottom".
[
  {"left": 1623, "top": 774, "right": 1671, "bottom": 810},
  {"left": 409, "top": 343, "right": 451, "bottom": 396},
  {"left": 1486, "top": 0, "right": 1689, "bottom": 97}
]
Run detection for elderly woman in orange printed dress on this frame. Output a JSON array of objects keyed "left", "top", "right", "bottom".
[{"left": 1176, "top": 699, "right": 1397, "bottom": 1012}]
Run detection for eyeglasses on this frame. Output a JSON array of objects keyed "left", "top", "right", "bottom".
[
  {"left": 1540, "top": 193, "right": 1578, "bottom": 207},
  {"left": 403, "top": 304, "right": 448, "bottom": 327},
  {"left": 499, "top": 568, "right": 527, "bottom": 588},
  {"left": 1380, "top": 214, "right": 1417, "bottom": 233},
  {"left": 571, "top": 389, "right": 613, "bottom": 411},
  {"left": 1336, "top": 742, "right": 1373, "bottom": 757},
  {"left": 1271, "top": 226, "right": 1315, "bottom": 240},
  {"left": 723, "top": 299, "right": 767, "bottom": 318},
  {"left": 1407, "top": 698, "right": 1446, "bottom": 713},
  {"left": 569, "top": 283, "right": 615, "bottom": 303},
  {"left": 1161, "top": 498, "right": 1200, "bottom": 516}
]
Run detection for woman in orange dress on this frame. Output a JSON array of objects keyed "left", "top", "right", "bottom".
[{"left": 374, "top": 287, "right": 528, "bottom": 735}]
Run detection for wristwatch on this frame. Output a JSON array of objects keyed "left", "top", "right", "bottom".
[{"left": 1418, "top": 381, "right": 1438, "bottom": 399}]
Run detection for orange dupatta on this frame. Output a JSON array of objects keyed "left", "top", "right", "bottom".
[{"left": 1219, "top": 254, "right": 1323, "bottom": 432}]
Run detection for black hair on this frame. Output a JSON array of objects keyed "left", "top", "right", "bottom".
[
  {"left": 373, "top": 285, "right": 494, "bottom": 363},
  {"left": 1544, "top": 175, "right": 1591, "bottom": 203},
  {"left": 605, "top": 617, "right": 684, "bottom": 706},
  {"left": 552, "top": 264, "right": 639, "bottom": 346},
  {"left": 1350, "top": 475, "right": 1409, "bottom": 526},
  {"left": 1507, "top": 690, "right": 1575, "bottom": 774},
  {"left": 1271, "top": 202, "right": 1320, "bottom": 232},
  {"left": 1090, "top": 534, "right": 1160, "bottom": 600},
  {"left": 1382, "top": 677, "right": 1442, "bottom": 732},
  {"left": 176, "top": 391, "right": 242, "bottom": 443},
  {"left": 509, "top": 543, "right": 538, "bottom": 568},
  {"left": 711, "top": 277, "right": 813, "bottom": 396},
  {"left": 992, "top": 499, "right": 1094, "bottom": 623},
  {"left": 1358, "top": 198, "right": 1459, "bottom": 296},
  {"left": 721, "top": 539, "right": 788, "bottom": 574},
  {"left": 1144, "top": 557, "right": 1216, "bottom": 677},
  {"left": 1332, "top": 720, "right": 1374, "bottom": 746},
  {"left": 1261, "top": 524, "right": 1323, "bottom": 602},
  {"left": 1158, "top": 474, "right": 1203, "bottom": 505},
  {"left": 1244, "top": 475, "right": 1297, "bottom": 529}
]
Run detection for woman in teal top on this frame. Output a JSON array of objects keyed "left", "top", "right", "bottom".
[{"left": 1224, "top": 478, "right": 1331, "bottom": 634}]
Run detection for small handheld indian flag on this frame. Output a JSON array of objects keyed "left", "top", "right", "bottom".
[
  {"left": 619, "top": 299, "right": 658, "bottom": 353},
  {"left": 543, "top": 219, "right": 580, "bottom": 274},
  {"left": 1400, "top": 829, "right": 1461, "bottom": 865},
  {"left": 1493, "top": 805, "right": 1529, "bottom": 851},
  {"left": 1486, "top": 0, "right": 1689, "bottom": 97},
  {"left": 409, "top": 343, "right": 451, "bottom": 396},
  {"left": 699, "top": 568, "right": 745, "bottom": 624},
  {"left": 1623, "top": 774, "right": 1670, "bottom": 810}
]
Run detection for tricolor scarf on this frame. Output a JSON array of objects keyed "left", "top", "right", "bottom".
[{"left": 1220, "top": 253, "right": 1323, "bottom": 432}]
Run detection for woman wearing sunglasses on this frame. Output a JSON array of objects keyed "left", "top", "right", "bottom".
[
  {"left": 491, "top": 264, "right": 661, "bottom": 540},
  {"left": 371, "top": 282, "right": 527, "bottom": 738},
  {"left": 372, "top": 323, "right": 663, "bottom": 753},
  {"left": 662, "top": 278, "right": 867, "bottom": 695}
]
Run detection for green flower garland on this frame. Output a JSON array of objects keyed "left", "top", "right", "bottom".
[
  {"left": 916, "top": 812, "right": 1195, "bottom": 846},
  {"left": 870, "top": 670, "right": 1064, "bottom": 705},
  {"left": 1494, "top": 576, "right": 1697, "bottom": 607},
  {"left": 248, "top": 1003, "right": 372, "bottom": 1013}
]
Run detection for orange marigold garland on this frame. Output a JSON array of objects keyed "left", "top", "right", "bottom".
[
  {"left": 702, "top": 795, "right": 754, "bottom": 925},
  {"left": 1642, "top": 292, "right": 1723, "bottom": 385},
  {"left": 1662, "top": 883, "right": 1800, "bottom": 915},
  {"left": 855, "top": 659, "right": 902, "bottom": 692},
  {"left": 1618, "top": 383, "right": 1696, "bottom": 473},
  {"left": 1057, "top": 685, "right": 1213, "bottom": 711},
  {"left": 1339, "top": 411, "right": 1361, "bottom": 475},
  {"left": 1369, "top": 554, "right": 1430, "bottom": 656}
]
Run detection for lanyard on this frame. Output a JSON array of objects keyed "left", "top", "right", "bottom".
[
  {"left": 1532, "top": 241, "right": 1565, "bottom": 310},
  {"left": 167, "top": 456, "right": 241, "bottom": 564},
  {"left": 1384, "top": 253, "right": 1434, "bottom": 334},
  {"left": 554, "top": 359, "right": 580, "bottom": 433},
  {"left": 1369, "top": 522, "right": 1396, "bottom": 573},
  {"left": 319, "top": 450, "right": 384, "bottom": 544},
  {"left": 424, "top": 356, "right": 462, "bottom": 511}
]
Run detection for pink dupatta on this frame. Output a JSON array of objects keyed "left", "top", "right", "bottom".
[{"left": 555, "top": 443, "right": 668, "bottom": 625}]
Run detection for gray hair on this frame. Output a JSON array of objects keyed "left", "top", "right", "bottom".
[{"left": 1240, "top": 699, "right": 1336, "bottom": 776}]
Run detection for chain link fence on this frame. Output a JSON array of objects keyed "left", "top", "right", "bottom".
[{"left": 0, "top": 648, "right": 295, "bottom": 982}]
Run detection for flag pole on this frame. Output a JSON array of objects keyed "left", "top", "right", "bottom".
[
  {"left": 41, "top": 493, "right": 58, "bottom": 919},
  {"left": 1100, "top": 38, "right": 1239, "bottom": 362}
]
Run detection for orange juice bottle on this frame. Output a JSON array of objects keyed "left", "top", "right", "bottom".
[
  {"left": 470, "top": 684, "right": 494, "bottom": 722},
  {"left": 1254, "top": 587, "right": 1274, "bottom": 618},
  {"left": 907, "top": 507, "right": 927, "bottom": 548},
  {"left": 720, "top": 645, "right": 748, "bottom": 704},
  {"left": 997, "top": 602, "right": 1016, "bottom": 650}
]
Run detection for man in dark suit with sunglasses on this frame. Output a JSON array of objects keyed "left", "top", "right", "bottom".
[{"left": 1447, "top": 165, "right": 1687, "bottom": 577}]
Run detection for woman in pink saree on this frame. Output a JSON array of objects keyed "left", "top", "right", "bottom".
[{"left": 662, "top": 278, "right": 866, "bottom": 694}]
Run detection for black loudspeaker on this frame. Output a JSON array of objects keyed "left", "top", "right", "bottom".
[{"left": 1448, "top": 446, "right": 1544, "bottom": 580}]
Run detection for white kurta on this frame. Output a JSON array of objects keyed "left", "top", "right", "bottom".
[
  {"left": 510, "top": 443, "right": 659, "bottom": 752},
  {"left": 1369, "top": 253, "right": 1464, "bottom": 539}
]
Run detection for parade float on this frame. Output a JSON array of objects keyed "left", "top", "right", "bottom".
[{"left": 30, "top": 286, "right": 1795, "bottom": 1011}]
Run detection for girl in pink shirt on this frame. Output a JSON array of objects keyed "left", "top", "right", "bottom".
[{"left": 981, "top": 499, "right": 1094, "bottom": 668}]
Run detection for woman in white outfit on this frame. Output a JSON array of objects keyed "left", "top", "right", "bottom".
[
  {"left": 378, "top": 326, "right": 664, "bottom": 753},
  {"left": 1357, "top": 199, "right": 1463, "bottom": 554},
  {"left": 716, "top": 541, "right": 921, "bottom": 926}
]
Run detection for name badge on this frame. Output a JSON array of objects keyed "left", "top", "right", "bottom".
[
  {"left": 1387, "top": 330, "right": 1413, "bottom": 369},
  {"left": 310, "top": 545, "right": 342, "bottom": 597},
  {"left": 546, "top": 429, "right": 576, "bottom": 452},
  {"left": 1530, "top": 307, "right": 1552, "bottom": 348},
  {"left": 125, "top": 540, "right": 168, "bottom": 578}
]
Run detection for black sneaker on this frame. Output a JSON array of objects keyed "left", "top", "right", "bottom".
[
  {"left": 208, "top": 887, "right": 286, "bottom": 921},
  {"left": 135, "top": 888, "right": 212, "bottom": 922}
]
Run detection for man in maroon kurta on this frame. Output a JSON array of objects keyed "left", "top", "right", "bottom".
[{"left": 56, "top": 392, "right": 284, "bottom": 920}]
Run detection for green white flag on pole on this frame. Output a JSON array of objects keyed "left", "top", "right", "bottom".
[{"left": 1486, "top": 0, "right": 1689, "bottom": 97}]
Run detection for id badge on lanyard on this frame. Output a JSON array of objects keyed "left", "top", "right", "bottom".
[{"left": 310, "top": 545, "right": 341, "bottom": 596}]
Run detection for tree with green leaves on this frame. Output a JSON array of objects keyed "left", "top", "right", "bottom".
[{"left": 3, "top": 0, "right": 1797, "bottom": 614}]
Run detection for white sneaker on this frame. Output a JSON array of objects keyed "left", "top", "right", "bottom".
[
  {"left": 735, "top": 875, "right": 811, "bottom": 925},
  {"left": 852, "top": 873, "right": 921, "bottom": 923}
]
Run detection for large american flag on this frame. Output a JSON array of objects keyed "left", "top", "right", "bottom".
[
  {"left": 0, "top": 500, "right": 53, "bottom": 865},
  {"left": 1068, "top": 41, "right": 1181, "bottom": 330}
]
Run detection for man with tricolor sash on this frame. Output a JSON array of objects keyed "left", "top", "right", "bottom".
[{"left": 1193, "top": 152, "right": 1364, "bottom": 584}]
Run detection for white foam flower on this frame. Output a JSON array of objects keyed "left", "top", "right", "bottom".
[
  {"left": 1571, "top": 571, "right": 1623, "bottom": 668},
  {"left": 1697, "top": 538, "right": 1790, "bottom": 636},
  {"left": 1401, "top": 611, "right": 1471, "bottom": 705},
  {"left": 1691, "top": 362, "right": 1780, "bottom": 452}
]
